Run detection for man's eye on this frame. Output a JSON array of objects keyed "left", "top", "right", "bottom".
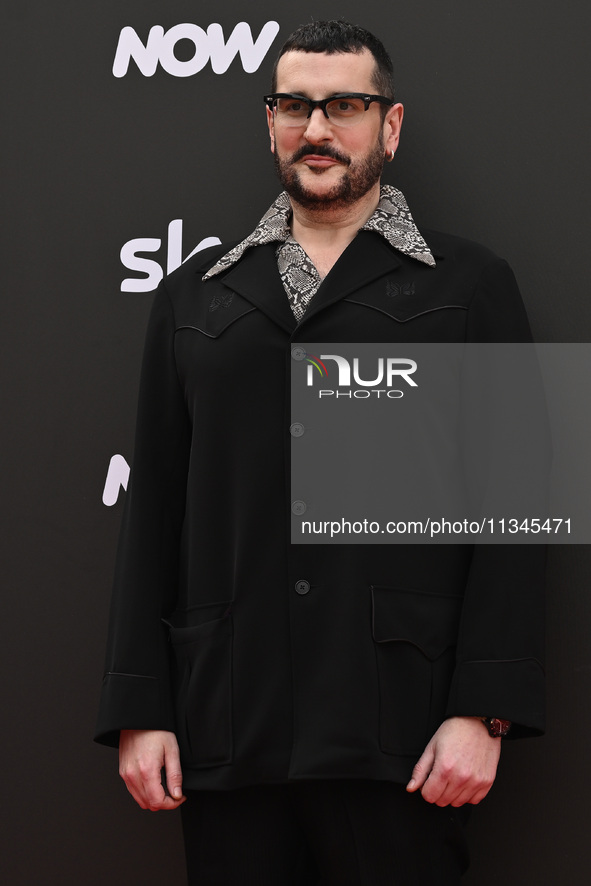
[
  {"left": 328, "top": 99, "right": 362, "bottom": 115},
  {"left": 282, "top": 101, "right": 306, "bottom": 114}
]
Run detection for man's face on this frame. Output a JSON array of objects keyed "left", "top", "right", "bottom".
[{"left": 267, "top": 49, "right": 403, "bottom": 211}]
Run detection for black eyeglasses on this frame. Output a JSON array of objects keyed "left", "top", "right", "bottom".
[{"left": 264, "top": 93, "right": 394, "bottom": 128}]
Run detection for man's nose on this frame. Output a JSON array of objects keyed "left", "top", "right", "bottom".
[{"left": 303, "top": 107, "right": 333, "bottom": 141}]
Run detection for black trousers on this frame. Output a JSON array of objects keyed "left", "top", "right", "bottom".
[{"left": 181, "top": 780, "right": 470, "bottom": 885}]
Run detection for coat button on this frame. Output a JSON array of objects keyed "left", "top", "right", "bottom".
[
  {"left": 290, "top": 422, "right": 305, "bottom": 437},
  {"left": 295, "top": 580, "right": 310, "bottom": 595},
  {"left": 291, "top": 500, "right": 307, "bottom": 515},
  {"left": 291, "top": 347, "right": 307, "bottom": 361}
]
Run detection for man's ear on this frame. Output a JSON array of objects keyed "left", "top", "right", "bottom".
[
  {"left": 384, "top": 102, "right": 404, "bottom": 158},
  {"left": 266, "top": 107, "right": 275, "bottom": 153}
]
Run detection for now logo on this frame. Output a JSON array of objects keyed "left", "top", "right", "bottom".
[{"left": 113, "top": 21, "right": 280, "bottom": 78}]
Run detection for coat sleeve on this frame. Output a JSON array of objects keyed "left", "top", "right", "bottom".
[
  {"left": 95, "top": 282, "right": 190, "bottom": 747},
  {"left": 444, "top": 257, "right": 547, "bottom": 737}
]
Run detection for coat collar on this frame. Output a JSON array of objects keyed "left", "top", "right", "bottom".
[
  {"left": 202, "top": 185, "right": 435, "bottom": 284},
  {"left": 205, "top": 231, "right": 410, "bottom": 334}
]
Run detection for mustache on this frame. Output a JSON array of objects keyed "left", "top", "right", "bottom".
[{"left": 291, "top": 145, "right": 351, "bottom": 166}]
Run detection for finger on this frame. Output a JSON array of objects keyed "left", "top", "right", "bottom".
[
  {"left": 120, "top": 759, "right": 150, "bottom": 809},
  {"left": 149, "top": 794, "right": 185, "bottom": 811},
  {"left": 164, "top": 748, "right": 185, "bottom": 802},
  {"left": 122, "top": 769, "right": 166, "bottom": 810},
  {"left": 157, "top": 771, "right": 186, "bottom": 810},
  {"left": 144, "top": 770, "right": 188, "bottom": 811},
  {"left": 430, "top": 764, "right": 474, "bottom": 806},
  {"left": 121, "top": 774, "right": 149, "bottom": 809},
  {"left": 122, "top": 760, "right": 184, "bottom": 811},
  {"left": 420, "top": 771, "right": 449, "bottom": 805},
  {"left": 418, "top": 753, "right": 459, "bottom": 804},
  {"left": 437, "top": 767, "right": 496, "bottom": 807},
  {"left": 139, "top": 762, "right": 169, "bottom": 810},
  {"left": 407, "top": 745, "right": 435, "bottom": 792},
  {"left": 432, "top": 781, "right": 467, "bottom": 807},
  {"left": 450, "top": 778, "right": 495, "bottom": 808}
]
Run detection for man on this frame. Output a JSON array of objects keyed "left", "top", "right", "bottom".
[{"left": 96, "top": 21, "right": 545, "bottom": 885}]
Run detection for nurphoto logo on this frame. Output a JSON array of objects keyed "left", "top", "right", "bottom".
[{"left": 304, "top": 353, "right": 418, "bottom": 399}]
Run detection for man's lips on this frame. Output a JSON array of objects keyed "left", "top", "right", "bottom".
[
  {"left": 301, "top": 155, "right": 341, "bottom": 168},
  {"left": 291, "top": 147, "right": 350, "bottom": 167}
]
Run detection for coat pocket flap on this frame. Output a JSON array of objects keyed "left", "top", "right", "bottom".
[
  {"left": 163, "top": 600, "right": 232, "bottom": 644},
  {"left": 176, "top": 285, "right": 256, "bottom": 339},
  {"left": 371, "top": 585, "right": 463, "bottom": 660},
  {"left": 380, "top": 303, "right": 467, "bottom": 323},
  {"left": 344, "top": 294, "right": 467, "bottom": 324}
]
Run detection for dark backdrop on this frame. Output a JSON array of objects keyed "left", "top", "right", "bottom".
[{"left": 2, "top": 1, "right": 589, "bottom": 883}]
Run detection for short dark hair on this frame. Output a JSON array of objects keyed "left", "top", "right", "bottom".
[{"left": 270, "top": 20, "right": 395, "bottom": 100}]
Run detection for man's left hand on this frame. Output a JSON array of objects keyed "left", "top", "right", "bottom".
[{"left": 406, "top": 716, "right": 502, "bottom": 807}]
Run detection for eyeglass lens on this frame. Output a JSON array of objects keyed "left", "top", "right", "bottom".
[{"left": 274, "top": 96, "right": 369, "bottom": 127}]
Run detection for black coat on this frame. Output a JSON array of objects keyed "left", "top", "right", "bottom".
[{"left": 95, "top": 229, "right": 546, "bottom": 790}]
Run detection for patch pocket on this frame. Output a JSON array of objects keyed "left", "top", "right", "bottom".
[
  {"left": 371, "top": 585, "right": 463, "bottom": 755},
  {"left": 166, "top": 601, "right": 233, "bottom": 768}
]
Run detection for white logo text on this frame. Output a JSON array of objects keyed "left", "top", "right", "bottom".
[
  {"left": 113, "top": 21, "right": 280, "bottom": 78},
  {"left": 120, "top": 219, "right": 221, "bottom": 292}
]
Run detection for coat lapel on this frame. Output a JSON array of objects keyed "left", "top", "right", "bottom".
[
  {"left": 297, "top": 231, "right": 403, "bottom": 327},
  {"left": 213, "top": 243, "right": 297, "bottom": 335}
]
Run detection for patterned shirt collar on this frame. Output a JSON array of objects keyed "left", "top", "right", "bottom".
[{"left": 202, "top": 184, "right": 435, "bottom": 280}]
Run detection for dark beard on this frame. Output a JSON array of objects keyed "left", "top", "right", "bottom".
[{"left": 273, "top": 136, "right": 385, "bottom": 211}]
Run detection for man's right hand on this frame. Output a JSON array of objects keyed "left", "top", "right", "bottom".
[{"left": 119, "top": 729, "right": 186, "bottom": 811}]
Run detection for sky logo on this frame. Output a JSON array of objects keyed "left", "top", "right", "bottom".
[{"left": 120, "top": 220, "right": 221, "bottom": 293}]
